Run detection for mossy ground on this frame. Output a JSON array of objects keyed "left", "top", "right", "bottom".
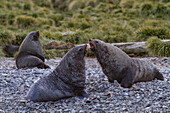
[{"left": 0, "top": 0, "right": 169, "bottom": 58}]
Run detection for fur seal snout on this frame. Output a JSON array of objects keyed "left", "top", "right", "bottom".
[
  {"left": 27, "top": 44, "right": 88, "bottom": 102},
  {"left": 89, "top": 39, "right": 164, "bottom": 88},
  {"left": 16, "top": 31, "right": 50, "bottom": 69}
]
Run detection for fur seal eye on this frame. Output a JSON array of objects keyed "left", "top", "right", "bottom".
[
  {"left": 78, "top": 48, "right": 83, "bottom": 51},
  {"left": 33, "top": 35, "right": 36, "bottom": 38},
  {"left": 32, "top": 35, "right": 38, "bottom": 41},
  {"left": 95, "top": 41, "right": 98, "bottom": 43}
]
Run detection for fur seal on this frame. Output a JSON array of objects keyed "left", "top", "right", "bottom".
[
  {"left": 89, "top": 39, "right": 164, "bottom": 88},
  {"left": 26, "top": 44, "right": 88, "bottom": 102},
  {"left": 55, "top": 42, "right": 74, "bottom": 50},
  {"left": 16, "top": 31, "right": 50, "bottom": 69},
  {"left": 3, "top": 45, "right": 19, "bottom": 57},
  {"left": 44, "top": 41, "right": 75, "bottom": 50}
]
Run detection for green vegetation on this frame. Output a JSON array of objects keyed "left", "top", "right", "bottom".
[
  {"left": 147, "top": 37, "right": 170, "bottom": 57},
  {"left": 0, "top": 0, "right": 169, "bottom": 58},
  {"left": 135, "top": 27, "right": 170, "bottom": 41},
  {"left": 0, "top": 30, "right": 15, "bottom": 45},
  {"left": 0, "top": 47, "right": 5, "bottom": 57},
  {"left": 44, "top": 49, "right": 69, "bottom": 59}
]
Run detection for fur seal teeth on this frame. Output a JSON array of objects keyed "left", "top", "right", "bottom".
[
  {"left": 89, "top": 42, "right": 94, "bottom": 48},
  {"left": 86, "top": 44, "right": 90, "bottom": 51},
  {"left": 85, "top": 44, "right": 89, "bottom": 52},
  {"left": 89, "top": 42, "right": 95, "bottom": 51},
  {"left": 89, "top": 39, "right": 95, "bottom": 49}
]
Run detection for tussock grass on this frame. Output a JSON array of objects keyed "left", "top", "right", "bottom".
[
  {"left": 147, "top": 37, "right": 170, "bottom": 57},
  {"left": 0, "top": 0, "right": 169, "bottom": 57},
  {"left": 44, "top": 49, "right": 70, "bottom": 59},
  {"left": 135, "top": 27, "right": 170, "bottom": 41}
]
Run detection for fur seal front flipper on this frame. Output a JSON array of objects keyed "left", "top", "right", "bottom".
[
  {"left": 27, "top": 44, "right": 88, "bottom": 102},
  {"left": 89, "top": 39, "right": 164, "bottom": 88},
  {"left": 120, "top": 67, "right": 133, "bottom": 88},
  {"left": 16, "top": 31, "right": 50, "bottom": 69}
]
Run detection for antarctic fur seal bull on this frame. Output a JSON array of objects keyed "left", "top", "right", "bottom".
[
  {"left": 26, "top": 44, "right": 88, "bottom": 102},
  {"left": 16, "top": 31, "right": 49, "bottom": 69},
  {"left": 89, "top": 39, "right": 164, "bottom": 88}
]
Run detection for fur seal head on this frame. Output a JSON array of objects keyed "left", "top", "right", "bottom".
[
  {"left": 89, "top": 39, "right": 104, "bottom": 52},
  {"left": 89, "top": 39, "right": 110, "bottom": 60},
  {"left": 18, "top": 30, "right": 44, "bottom": 57},
  {"left": 63, "top": 44, "right": 87, "bottom": 61},
  {"left": 26, "top": 44, "right": 88, "bottom": 102}
]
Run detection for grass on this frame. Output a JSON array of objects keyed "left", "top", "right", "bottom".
[
  {"left": 44, "top": 49, "right": 70, "bottom": 59},
  {"left": 0, "top": 47, "right": 5, "bottom": 57},
  {"left": 147, "top": 37, "right": 170, "bottom": 57},
  {"left": 0, "top": 0, "right": 170, "bottom": 58}
]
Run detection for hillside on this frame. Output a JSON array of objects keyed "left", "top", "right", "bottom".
[{"left": 0, "top": 0, "right": 170, "bottom": 57}]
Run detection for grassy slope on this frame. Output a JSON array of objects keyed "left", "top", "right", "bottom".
[{"left": 0, "top": 0, "right": 170, "bottom": 57}]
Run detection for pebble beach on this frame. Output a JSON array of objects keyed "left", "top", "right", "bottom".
[{"left": 0, "top": 57, "right": 169, "bottom": 112}]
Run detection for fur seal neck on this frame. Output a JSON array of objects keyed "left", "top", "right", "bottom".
[{"left": 19, "top": 31, "right": 44, "bottom": 59}]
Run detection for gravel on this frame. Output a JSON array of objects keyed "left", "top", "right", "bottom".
[{"left": 0, "top": 57, "right": 169, "bottom": 112}]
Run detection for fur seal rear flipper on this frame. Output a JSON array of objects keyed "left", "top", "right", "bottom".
[
  {"left": 89, "top": 39, "right": 164, "bottom": 88},
  {"left": 27, "top": 44, "right": 88, "bottom": 102},
  {"left": 16, "top": 31, "right": 50, "bottom": 69}
]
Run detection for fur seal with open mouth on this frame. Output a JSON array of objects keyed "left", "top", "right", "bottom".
[{"left": 89, "top": 39, "right": 164, "bottom": 88}]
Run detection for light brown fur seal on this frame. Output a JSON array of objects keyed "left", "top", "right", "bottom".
[
  {"left": 89, "top": 39, "right": 164, "bottom": 88},
  {"left": 16, "top": 31, "right": 50, "bottom": 69},
  {"left": 26, "top": 44, "right": 88, "bottom": 102}
]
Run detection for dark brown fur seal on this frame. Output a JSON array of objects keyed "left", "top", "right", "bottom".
[
  {"left": 89, "top": 39, "right": 164, "bottom": 88},
  {"left": 3, "top": 45, "right": 19, "bottom": 57},
  {"left": 26, "top": 44, "right": 88, "bottom": 102},
  {"left": 16, "top": 31, "right": 50, "bottom": 69}
]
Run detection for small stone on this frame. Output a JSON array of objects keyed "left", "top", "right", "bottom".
[
  {"left": 124, "top": 92, "right": 128, "bottom": 96},
  {"left": 145, "top": 102, "right": 151, "bottom": 107},
  {"left": 162, "top": 105, "right": 168, "bottom": 109},
  {"left": 20, "top": 99, "right": 27, "bottom": 103},
  {"left": 0, "top": 57, "right": 169, "bottom": 112}
]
